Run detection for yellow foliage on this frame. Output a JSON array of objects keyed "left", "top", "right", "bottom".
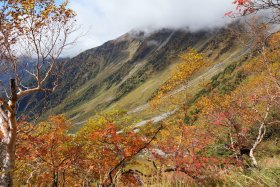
[{"left": 152, "top": 49, "right": 209, "bottom": 106}]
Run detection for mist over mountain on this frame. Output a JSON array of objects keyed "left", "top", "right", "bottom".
[{"left": 65, "top": 0, "right": 234, "bottom": 56}]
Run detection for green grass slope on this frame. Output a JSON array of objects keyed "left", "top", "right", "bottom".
[{"left": 21, "top": 22, "right": 250, "bottom": 126}]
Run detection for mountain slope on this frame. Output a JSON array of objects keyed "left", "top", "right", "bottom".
[{"left": 21, "top": 23, "right": 249, "bottom": 124}]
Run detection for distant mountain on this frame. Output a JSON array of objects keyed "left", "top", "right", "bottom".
[
  {"left": 0, "top": 57, "right": 33, "bottom": 85},
  {"left": 18, "top": 22, "right": 249, "bottom": 123}
]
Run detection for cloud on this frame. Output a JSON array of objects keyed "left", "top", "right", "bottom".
[{"left": 64, "top": 0, "right": 235, "bottom": 57}]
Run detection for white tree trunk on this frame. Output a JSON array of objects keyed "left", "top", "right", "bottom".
[
  {"left": 249, "top": 122, "right": 266, "bottom": 167},
  {"left": 0, "top": 80, "right": 18, "bottom": 187},
  {"left": 0, "top": 111, "right": 17, "bottom": 187}
]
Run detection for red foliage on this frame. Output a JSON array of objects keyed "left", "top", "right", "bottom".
[{"left": 226, "top": 0, "right": 255, "bottom": 17}]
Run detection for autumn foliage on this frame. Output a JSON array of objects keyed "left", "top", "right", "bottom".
[
  {"left": 152, "top": 49, "right": 208, "bottom": 107},
  {"left": 16, "top": 116, "right": 80, "bottom": 186},
  {"left": 7, "top": 33, "right": 279, "bottom": 185},
  {"left": 228, "top": 0, "right": 280, "bottom": 23},
  {"left": 13, "top": 112, "right": 162, "bottom": 186},
  {"left": 0, "top": 0, "right": 76, "bottom": 186},
  {"left": 1, "top": 1, "right": 279, "bottom": 186}
]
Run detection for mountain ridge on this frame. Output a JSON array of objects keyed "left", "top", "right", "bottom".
[{"left": 19, "top": 22, "right": 249, "bottom": 124}]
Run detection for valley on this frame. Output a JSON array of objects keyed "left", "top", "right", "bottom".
[
  {"left": 0, "top": 1, "right": 279, "bottom": 186},
  {"left": 22, "top": 24, "right": 249, "bottom": 127}
]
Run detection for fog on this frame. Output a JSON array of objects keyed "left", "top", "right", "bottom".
[{"left": 65, "top": 0, "right": 235, "bottom": 56}]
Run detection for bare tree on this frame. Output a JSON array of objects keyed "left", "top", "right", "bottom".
[{"left": 0, "top": 0, "right": 76, "bottom": 186}]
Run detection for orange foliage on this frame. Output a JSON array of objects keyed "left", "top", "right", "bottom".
[
  {"left": 16, "top": 116, "right": 82, "bottom": 186},
  {"left": 76, "top": 116, "right": 160, "bottom": 186}
]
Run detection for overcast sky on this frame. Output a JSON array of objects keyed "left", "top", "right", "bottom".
[{"left": 64, "top": 0, "right": 235, "bottom": 56}]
